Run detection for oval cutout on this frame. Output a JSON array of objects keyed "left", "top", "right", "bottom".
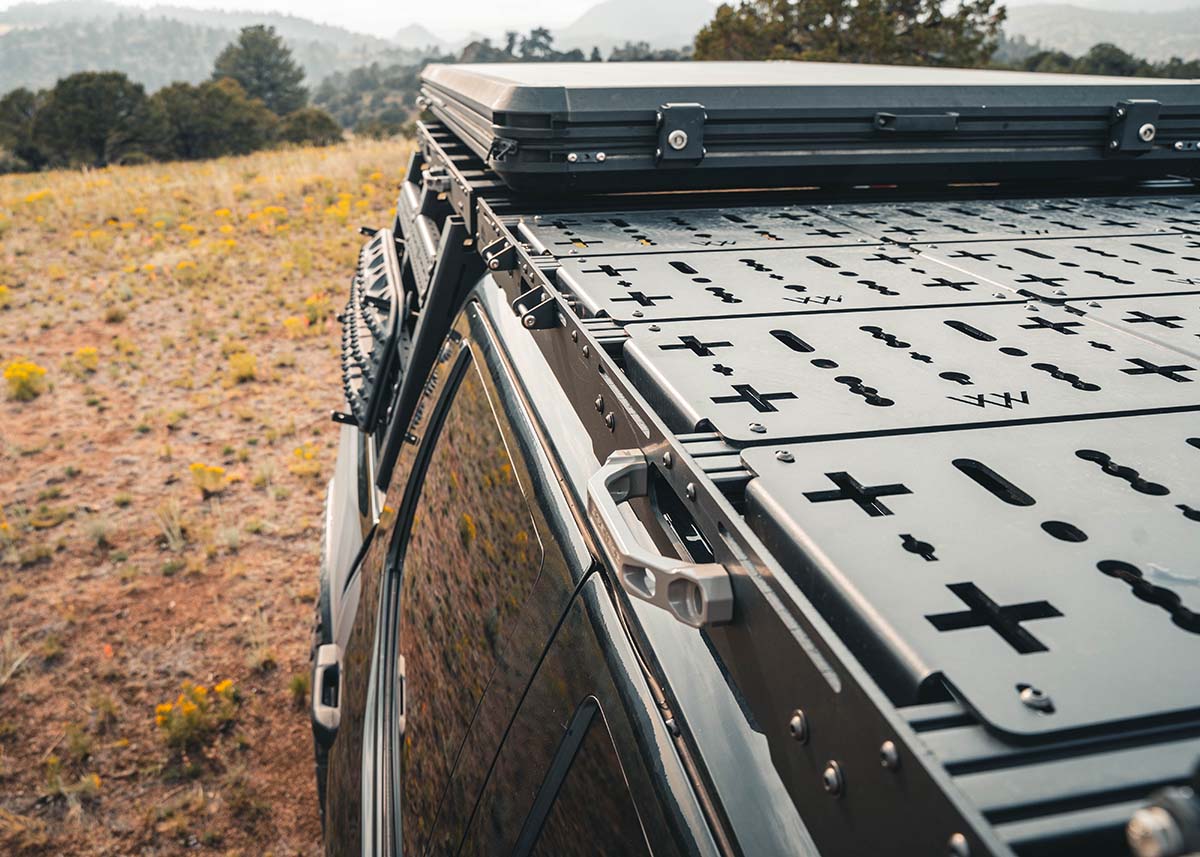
[
  {"left": 944, "top": 320, "right": 996, "bottom": 342},
  {"left": 669, "top": 260, "right": 699, "bottom": 275},
  {"left": 1041, "top": 520, "right": 1088, "bottom": 542},
  {"left": 771, "top": 329, "right": 814, "bottom": 353},
  {"left": 952, "top": 458, "right": 1036, "bottom": 506}
]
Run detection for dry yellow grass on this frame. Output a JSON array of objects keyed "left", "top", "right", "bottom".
[{"left": 0, "top": 139, "right": 413, "bottom": 855}]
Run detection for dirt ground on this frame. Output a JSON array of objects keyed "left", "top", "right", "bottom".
[{"left": 0, "top": 139, "right": 413, "bottom": 855}]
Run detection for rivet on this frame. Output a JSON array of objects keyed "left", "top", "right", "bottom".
[
  {"left": 749, "top": 422, "right": 766, "bottom": 434},
  {"left": 880, "top": 740, "right": 900, "bottom": 770},
  {"left": 604, "top": 412, "right": 615, "bottom": 430},
  {"left": 948, "top": 832, "right": 970, "bottom": 857},
  {"left": 1053, "top": 289, "right": 1067, "bottom": 296},
  {"left": 1087, "top": 301, "right": 1101, "bottom": 308},
  {"left": 632, "top": 310, "right": 644, "bottom": 317},
  {"left": 775, "top": 450, "right": 794, "bottom": 462},
  {"left": 1115, "top": 107, "right": 1127, "bottom": 119},
  {"left": 1175, "top": 141, "right": 1185, "bottom": 151},
  {"left": 567, "top": 152, "right": 579, "bottom": 163},
  {"left": 1110, "top": 140, "right": 1120, "bottom": 150},
  {"left": 685, "top": 483, "right": 696, "bottom": 501},
  {"left": 787, "top": 709, "right": 808, "bottom": 743},
  {"left": 571, "top": 330, "right": 579, "bottom": 342},
  {"left": 648, "top": 324, "right": 661, "bottom": 332},
  {"left": 596, "top": 152, "right": 607, "bottom": 163},
  {"left": 594, "top": 395, "right": 605, "bottom": 412},
  {"left": 662, "top": 451, "right": 673, "bottom": 469},
  {"left": 821, "top": 761, "right": 844, "bottom": 796},
  {"left": 1019, "top": 685, "right": 1054, "bottom": 712},
  {"left": 582, "top": 345, "right": 590, "bottom": 358}
]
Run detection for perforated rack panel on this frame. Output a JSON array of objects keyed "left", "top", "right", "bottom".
[
  {"left": 340, "top": 229, "right": 403, "bottom": 433},
  {"left": 514, "top": 192, "right": 1200, "bottom": 741}
]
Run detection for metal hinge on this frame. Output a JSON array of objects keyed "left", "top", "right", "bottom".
[
  {"left": 656, "top": 103, "right": 706, "bottom": 165},
  {"left": 587, "top": 450, "right": 733, "bottom": 628},
  {"left": 1108, "top": 99, "right": 1161, "bottom": 154}
]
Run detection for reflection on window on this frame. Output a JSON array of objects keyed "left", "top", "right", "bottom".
[
  {"left": 399, "top": 354, "right": 544, "bottom": 855},
  {"left": 530, "top": 708, "right": 651, "bottom": 856}
]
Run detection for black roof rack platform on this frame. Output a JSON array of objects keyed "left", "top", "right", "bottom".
[{"left": 421, "top": 61, "right": 1200, "bottom": 192}]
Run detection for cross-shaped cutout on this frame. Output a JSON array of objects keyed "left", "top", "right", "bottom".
[
  {"left": 806, "top": 228, "right": 851, "bottom": 238},
  {"left": 554, "top": 237, "right": 600, "bottom": 249},
  {"left": 802, "top": 471, "right": 911, "bottom": 517},
  {"left": 612, "top": 291, "right": 670, "bottom": 307},
  {"left": 863, "top": 252, "right": 912, "bottom": 265},
  {"left": 1123, "top": 311, "right": 1185, "bottom": 329},
  {"left": 883, "top": 226, "right": 924, "bottom": 236},
  {"left": 926, "top": 582, "right": 1061, "bottom": 654},
  {"left": 1015, "top": 273, "right": 1070, "bottom": 287},
  {"left": 582, "top": 264, "right": 637, "bottom": 278},
  {"left": 948, "top": 249, "right": 997, "bottom": 262},
  {"left": 1020, "top": 316, "right": 1083, "bottom": 335},
  {"left": 711, "top": 383, "right": 797, "bottom": 413},
  {"left": 1122, "top": 358, "right": 1196, "bottom": 382},
  {"left": 659, "top": 335, "right": 732, "bottom": 357},
  {"left": 923, "top": 277, "right": 976, "bottom": 291}
]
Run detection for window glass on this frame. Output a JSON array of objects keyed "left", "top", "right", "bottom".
[
  {"left": 398, "top": 352, "right": 545, "bottom": 854},
  {"left": 530, "top": 712, "right": 651, "bottom": 857}
]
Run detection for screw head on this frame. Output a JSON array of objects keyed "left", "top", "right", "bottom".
[
  {"left": 1019, "top": 685, "right": 1054, "bottom": 712},
  {"left": 667, "top": 129, "right": 689, "bottom": 151},
  {"left": 1116, "top": 107, "right": 1127, "bottom": 118},
  {"left": 787, "top": 709, "right": 808, "bottom": 743},
  {"left": 662, "top": 451, "right": 673, "bottom": 468},
  {"left": 522, "top": 314, "right": 536, "bottom": 328},
  {"left": 775, "top": 449, "right": 794, "bottom": 463},
  {"left": 604, "top": 412, "right": 615, "bottom": 430},
  {"left": 1127, "top": 806, "right": 1185, "bottom": 857},
  {"left": 632, "top": 310, "right": 644, "bottom": 318},
  {"left": 1176, "top": 141, "right": 1186, "bottom": 151},
  {"left": 1111, "top": 139, "right": 1120, "bottom": 150},
  {"left": 567, "top": 152, "right": 579, "bottom": 163},
  {"left": 571, "top": 329, "right": 579, "bottom": 342},
  {"left": 488, "top": 258, "right": 500, "bottom": 270},
  {"left": 1139, "top": 123, "right": 1157, "bottom": 143},
  {"left": 821, "top": 761, "right": 844, "bottom": 796},
  {"left": 685, "top": 483, "right": 696, "bottom": 501},
  {"left": 880, "top": 740, "right": 900, "bottom": 770},
  {"left": 594, "top": 395, "right": 605, "bottom": 412},
  {"left": 749, "top": 421, "right": 766, "bottom": 434},
  {"left": 948, "top": 832, "right": 970, "bottom": 857},
  {"left": 581, "top": 345, "right": 590, "bottom": 358},
  {"left": 596, "top": 152, "right": 607, "bottom": 162}
]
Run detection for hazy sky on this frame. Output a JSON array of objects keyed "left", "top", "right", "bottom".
[{"left": 6, "top": 0, "right": 604, "bottom": 37}]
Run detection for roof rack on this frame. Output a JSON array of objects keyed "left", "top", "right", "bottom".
[{"left": 364, "top": 105, "right": 1200, "bottom": 857}]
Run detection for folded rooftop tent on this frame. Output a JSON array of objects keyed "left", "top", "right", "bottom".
[{"left": 420, "top": 60, "right": 1200, "bottom": 192}]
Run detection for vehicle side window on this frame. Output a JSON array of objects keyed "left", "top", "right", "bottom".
[
  {"left": 526, "top": 703, "right": 651, "bottom": 857},
  {"left": 398, "top": 349, "right": 546, "bottom": 854}
]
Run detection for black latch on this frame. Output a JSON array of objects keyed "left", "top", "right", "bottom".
[
  {"left": 1108, "top": 99, "right": 1160, "bottom": 154},
  {"left": 488, "top": 137, "right": 519, "bottom": 162},
  {"left": 657, "top": 103, "right": 706, "bottom": 166},
  {"left": 874, "top": 112, "right": 959, "bottom": 133}
]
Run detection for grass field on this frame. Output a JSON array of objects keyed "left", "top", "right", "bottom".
[{"left": 0, "top": 139, "right": 413, "bottom": 854}]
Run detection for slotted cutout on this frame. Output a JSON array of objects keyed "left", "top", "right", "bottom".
[
  {"left": 1041, "top": 520, "right": 1088, "bottom": 542},
  {"left": 952, "top": 458, "right": 1036, "bottom": 506},
  {"left": 770, "top": 330, "right": 814, "bottom": 353},
  {"left": 944, "top": 319, "right": 996, "bottom": 342},
  {"left": 670, "top": 260, "right": 699, "bottom": 276},
  {"left": 1098, "top": 560, "right": 1200, "bottom": 634},
  {"left": 1075, "top": 450, "right": 1170, "bottom": 496}
]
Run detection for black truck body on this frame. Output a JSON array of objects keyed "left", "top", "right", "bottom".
[{"left": 313, "top": 62, "right": 1200, "bottom": 857}]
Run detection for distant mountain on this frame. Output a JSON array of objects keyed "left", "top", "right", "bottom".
[
  {"left": 1003, "top": 4, "right": 1200, "bottom": 61},
  {"left": 0, "top": 2, "right": 427, "bottom": 93},
  {"left": 554, "top": 0, "right": 716, "bottom": 52},
  {"left": 392, "top": 23, "right": 448, "bottom": 51}
]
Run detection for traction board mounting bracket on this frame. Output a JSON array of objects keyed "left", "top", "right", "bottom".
[
  {"left": 1109, "top": 98, "right": 1161, "bottom": 153},
  {"left": 657, "top": 102, "right": 707, "bottom": 165}
]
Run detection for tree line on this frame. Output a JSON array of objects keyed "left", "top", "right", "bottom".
[{"left": 0, "top": 25, "right": 344, "bottom": 174}]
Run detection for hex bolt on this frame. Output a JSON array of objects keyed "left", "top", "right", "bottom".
[
  {"left": 567, "top": 152, "right": 579, "bottom": 163},
  {"left": 1019, "top": 685, "right": 1054, "bottom": 713},
  {"left": 880, "top": 740, "right": 900, "bottom": 770},
  {"left": 1139, "top": 123, "right": 1157, "bottom": 143},
  {"left": 594, "top": 395, "right": 605, "bottom": 413},
  {"left": 667, "top": 129, "right": 689, "bottom": 151},
  {"left": 948, "top": 832, "right": 971, "bottom": 857},
  {"left": 787, "top": 709, "right": 809, "bottom": 743},
  {"left": 821, "top": 761, "right": 844, "bottom": 796},
  {"left": 596, "top": 152, "right": 607, "bottom": 163},
  {"left": 685, "top": 482, "right": 696, "bottom": 501},
  {"left": 1126, "top": 806, "right": 1186, "bottom": 857},
  {"left": 604, "top": 412, "right": 615, "bottom": 430},
  {"left": 662, "top": 451, "right": 673, "bottom": 469}
]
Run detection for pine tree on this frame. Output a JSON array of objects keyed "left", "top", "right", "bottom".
[{"left": 212, "top": 25, "right": 308, "bottom": 116}]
